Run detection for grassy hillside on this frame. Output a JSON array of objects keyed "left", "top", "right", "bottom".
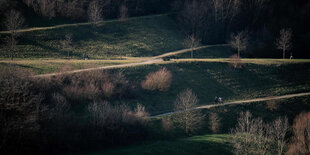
[
  {"left": 0, "top": 15, "right": 185, "bottom": 59},
  {"left": 109, "top": 61, "right": 310, "bottom": 115},
  {"left": 93, "top": 134, "right": 232, "bottom": 155},
  {"left": 91, "top": 96, "right": 310, "bottom": 154}
]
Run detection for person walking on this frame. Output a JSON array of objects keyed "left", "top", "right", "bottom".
[{"left": 214, "top": 96, "right": 218, "bottom": 104}]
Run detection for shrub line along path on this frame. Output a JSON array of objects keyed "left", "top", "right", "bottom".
[{"left": 151, "top": 92, "right": 310, "bottom": 118}]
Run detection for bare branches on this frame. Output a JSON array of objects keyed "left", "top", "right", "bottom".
[
  {"left": 276, "top": 28, "right": 293, "bottom": 59},
  {"left": 231, "top": 111, "right": 290, "bottom": 155},
  {"left": 35, "top": 0, "right": 56, "bottom": 19},
  {"left": 183, "top": 34, "right": 201, "bottom": 58},
  {"left": 269, "top": 117, "right": 289, "bottom": 155},
  {"left": 173, "top": 89, "right": 204, "bottom": 135},
  {"left": 229, "top": 54, "right": 242, "bottom": 68},
  {"left": 60, "top": 34, "right": 73, "bottom": 57},
  {"left": 141, "top": 67, "right": 172, "bottom": 91},
  {"left": 88, "top": 1, "right": 103, "bottom": 26},
  {"left": 4, "top": 10, "right": 24, "bottom": 60},
  {"left": 287, "top": 112, "right": 310, "bottom": 155},
  {"left": 119, "top": 4, "right": 128, "bottom": 22},
  {"left": 230, "top": 31, "right": 248, "bottom": 58}
]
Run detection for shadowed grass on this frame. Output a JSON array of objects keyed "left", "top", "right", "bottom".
[{"left": 89, "top": 134, "right": 232, "bottom": 155}]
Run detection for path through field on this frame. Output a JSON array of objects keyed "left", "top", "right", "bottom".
[
  {"left": 151, "top": 92, "right": 310, "bottom": 118},
  {"left": 33, "top": 44, "right": 228, "bottom": 78}
]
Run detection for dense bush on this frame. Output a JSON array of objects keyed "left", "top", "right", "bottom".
[
  {"left": 287, "top": 112, "right": 310, "bottom": 155},
  {"left": 141, "top": 67, "right": 172, "bottom": 91}
]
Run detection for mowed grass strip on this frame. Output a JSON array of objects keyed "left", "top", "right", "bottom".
[
  {"left": 0, "top": 59, "right": 143, "bottom": 74},
  {"left": 89, "top": 134, "right": 232, "bottom": 155}
]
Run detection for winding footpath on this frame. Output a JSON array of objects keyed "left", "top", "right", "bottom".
[{"left": 151, "top": 92, "right": 310, "bottom": 118}]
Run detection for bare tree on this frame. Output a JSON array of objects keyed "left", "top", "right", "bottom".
[
  {"left": 231, "top": 111, "right": 272, "bottom": 155},
  {"left": 276, "top": 28, "right": 292, "bottom": 59},
  {"left": 183, "top": 34, "right": 201, "bottom": 58},
  {"left": 35, "top": 0, "right": 56, "bottom": 19},
  {"left": 209, "top": 112, "right": 221, "bottom": 133},
  {"left": 4, "top": 10, "right": 25, "bottom": 60},
  {"left": 179, "top": 0, "right": 206, "bottom": 38},
  {"left": 230, "top": 31, "right": 248, "bottom": 58},
  {"left": 88, "top": 0, "right": 103, "bottom": 26},
  {"left": 119, "top": 3, "right": 128, "bottom": 22},
  {"left": 60, "top": 34, "right": 73, "bottom": 57},
  {"left": 269, "top": 117, "right": 290, "bottom": 155},
  {"left": 287, "top": 112, "right": 310, "bottom": 155},
  {"left": 173, "top": 89, "right": 204, "bottom": 135}
]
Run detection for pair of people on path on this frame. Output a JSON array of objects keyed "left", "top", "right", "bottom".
[{"left": 214, "top": 96, "right": 223, "bottom": 104}]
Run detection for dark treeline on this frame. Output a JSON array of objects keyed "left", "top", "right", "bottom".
[
  {"left": 1, "top": 0, "right": 310, "bottom": 58},
  {"left": 174, "top": 0, "right": 310, "bottom": 58},
  {"left": 0, "top": 0, "right": 174, "bottom": 24}
]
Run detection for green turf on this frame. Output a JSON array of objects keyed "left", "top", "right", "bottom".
[
  {"left": 0, "top": 15, "right": 185, "bottom": 59},
  {"left": 108, "top": 61, "right": 310, "bottom": 115},
  {"left": 89, "top": 134, "right": 232, "bottom": 155}
]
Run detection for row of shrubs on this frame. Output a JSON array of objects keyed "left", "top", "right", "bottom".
[{"left": 0, "top": 66, "right": 172, "bottom": 154}]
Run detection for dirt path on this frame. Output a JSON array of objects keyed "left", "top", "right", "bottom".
[
  {"left": 0, "top": 13, "right": 171, "bottom": 34},
  {"left": 33, "top": 44, "right": 228, "bottom": 78},
  {"left": 151, "top": 92, "right": 310, "bottom": 118}
]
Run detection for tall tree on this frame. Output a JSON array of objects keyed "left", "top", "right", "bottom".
[
  {"left": 173, "top": 89, "right": 204, "bottom": 135},
  {"left": 119, "top": 3, "right": 128, "bottom": 22},
  {"left": 230, "top": 31, "right": 248, "bottom": 58},
  {"left": 88, "top": 0, "right": 103, "bottom": 26},
  {"left": 183, "top": 34, "right": 200, "bottom": 58},
  {"left": 4, "top": 10, "right": 24, "bottom": 60},
  {"left": 276, "top": 28, "right": 292, "bottom": 59}
]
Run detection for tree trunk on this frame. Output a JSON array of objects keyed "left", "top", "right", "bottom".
[
  {"left": 283, "top": 49, "right": 285, "bottom": 59},
  {"left": 238, "top": 48, "right": 240, "bottom": 58},
  {"left": 191, "top": 49, "right": 193, "bottom": 58}
]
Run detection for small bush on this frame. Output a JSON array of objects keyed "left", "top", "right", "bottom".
[
  {"left": 101, "top": 81, "right": 115, "bottom": 98},
  {"left": 141, "top": 67, "right": 172, "bottom": 91},
  {"left": 229, "top": 54, "right": 242, "bottom": 68},
  {"left": 209, "top": 112, "right": 221, "bottom": 134},
  {"left": 266, "top": 100, "right": 279, "bottom": 111}
]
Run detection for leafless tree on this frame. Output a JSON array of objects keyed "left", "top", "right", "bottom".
[
  {"left": 173, "top": 89, "right": 204, "bottom": 135},
  {"left": 211, "top": 0, "right": 240, "bottom": 26},
  {"left": 276, "top": 28, "right": 292, "bottom": 59},
  {"left": 35, "top": 0, "right": 56, "bottom": 19},
  {"left": 88, "top": 0, "right": 103, "bottom": 26},
  {"left": 230, "top": 31, "right": 248, "bottom": 58},
  {"left": 119, "top": 3, "right": 128, "bottom": 22},
  {"left": 183, "top": 34, "right": 201, "bottom": 58},
  {"left": 60, "top": 34, "right": 73, "bottom": 57},
  {"left": 287, "top": 112, "right": 310, "bottom": 155},
  {"left": 179, "top": 0, "right": 206, "bottom": 38},
  {"left": 209, "top": 112, "right": 221, "bottom": 133},
  {"left": 269, "top": 117, "right": 289, "bottom": 155},
  {"left": 231, "top": 111, "right": 272, "bottom": 155},
  {"left": 4, "top": 10, "right": 24, "bottom": 60}
]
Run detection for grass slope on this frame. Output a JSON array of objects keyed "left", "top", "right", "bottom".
[
  {"left": 90, "top": 134, "right": 232, "bottom": 155},
  {"left": 109, "top": 61, "right": 310, "bottom": 115},
  {"left": 95, "top": 96, "right": 310, "bottom": 155},
  {"left": 0, "top": 15, "right": 185, "bottom": 59}
]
